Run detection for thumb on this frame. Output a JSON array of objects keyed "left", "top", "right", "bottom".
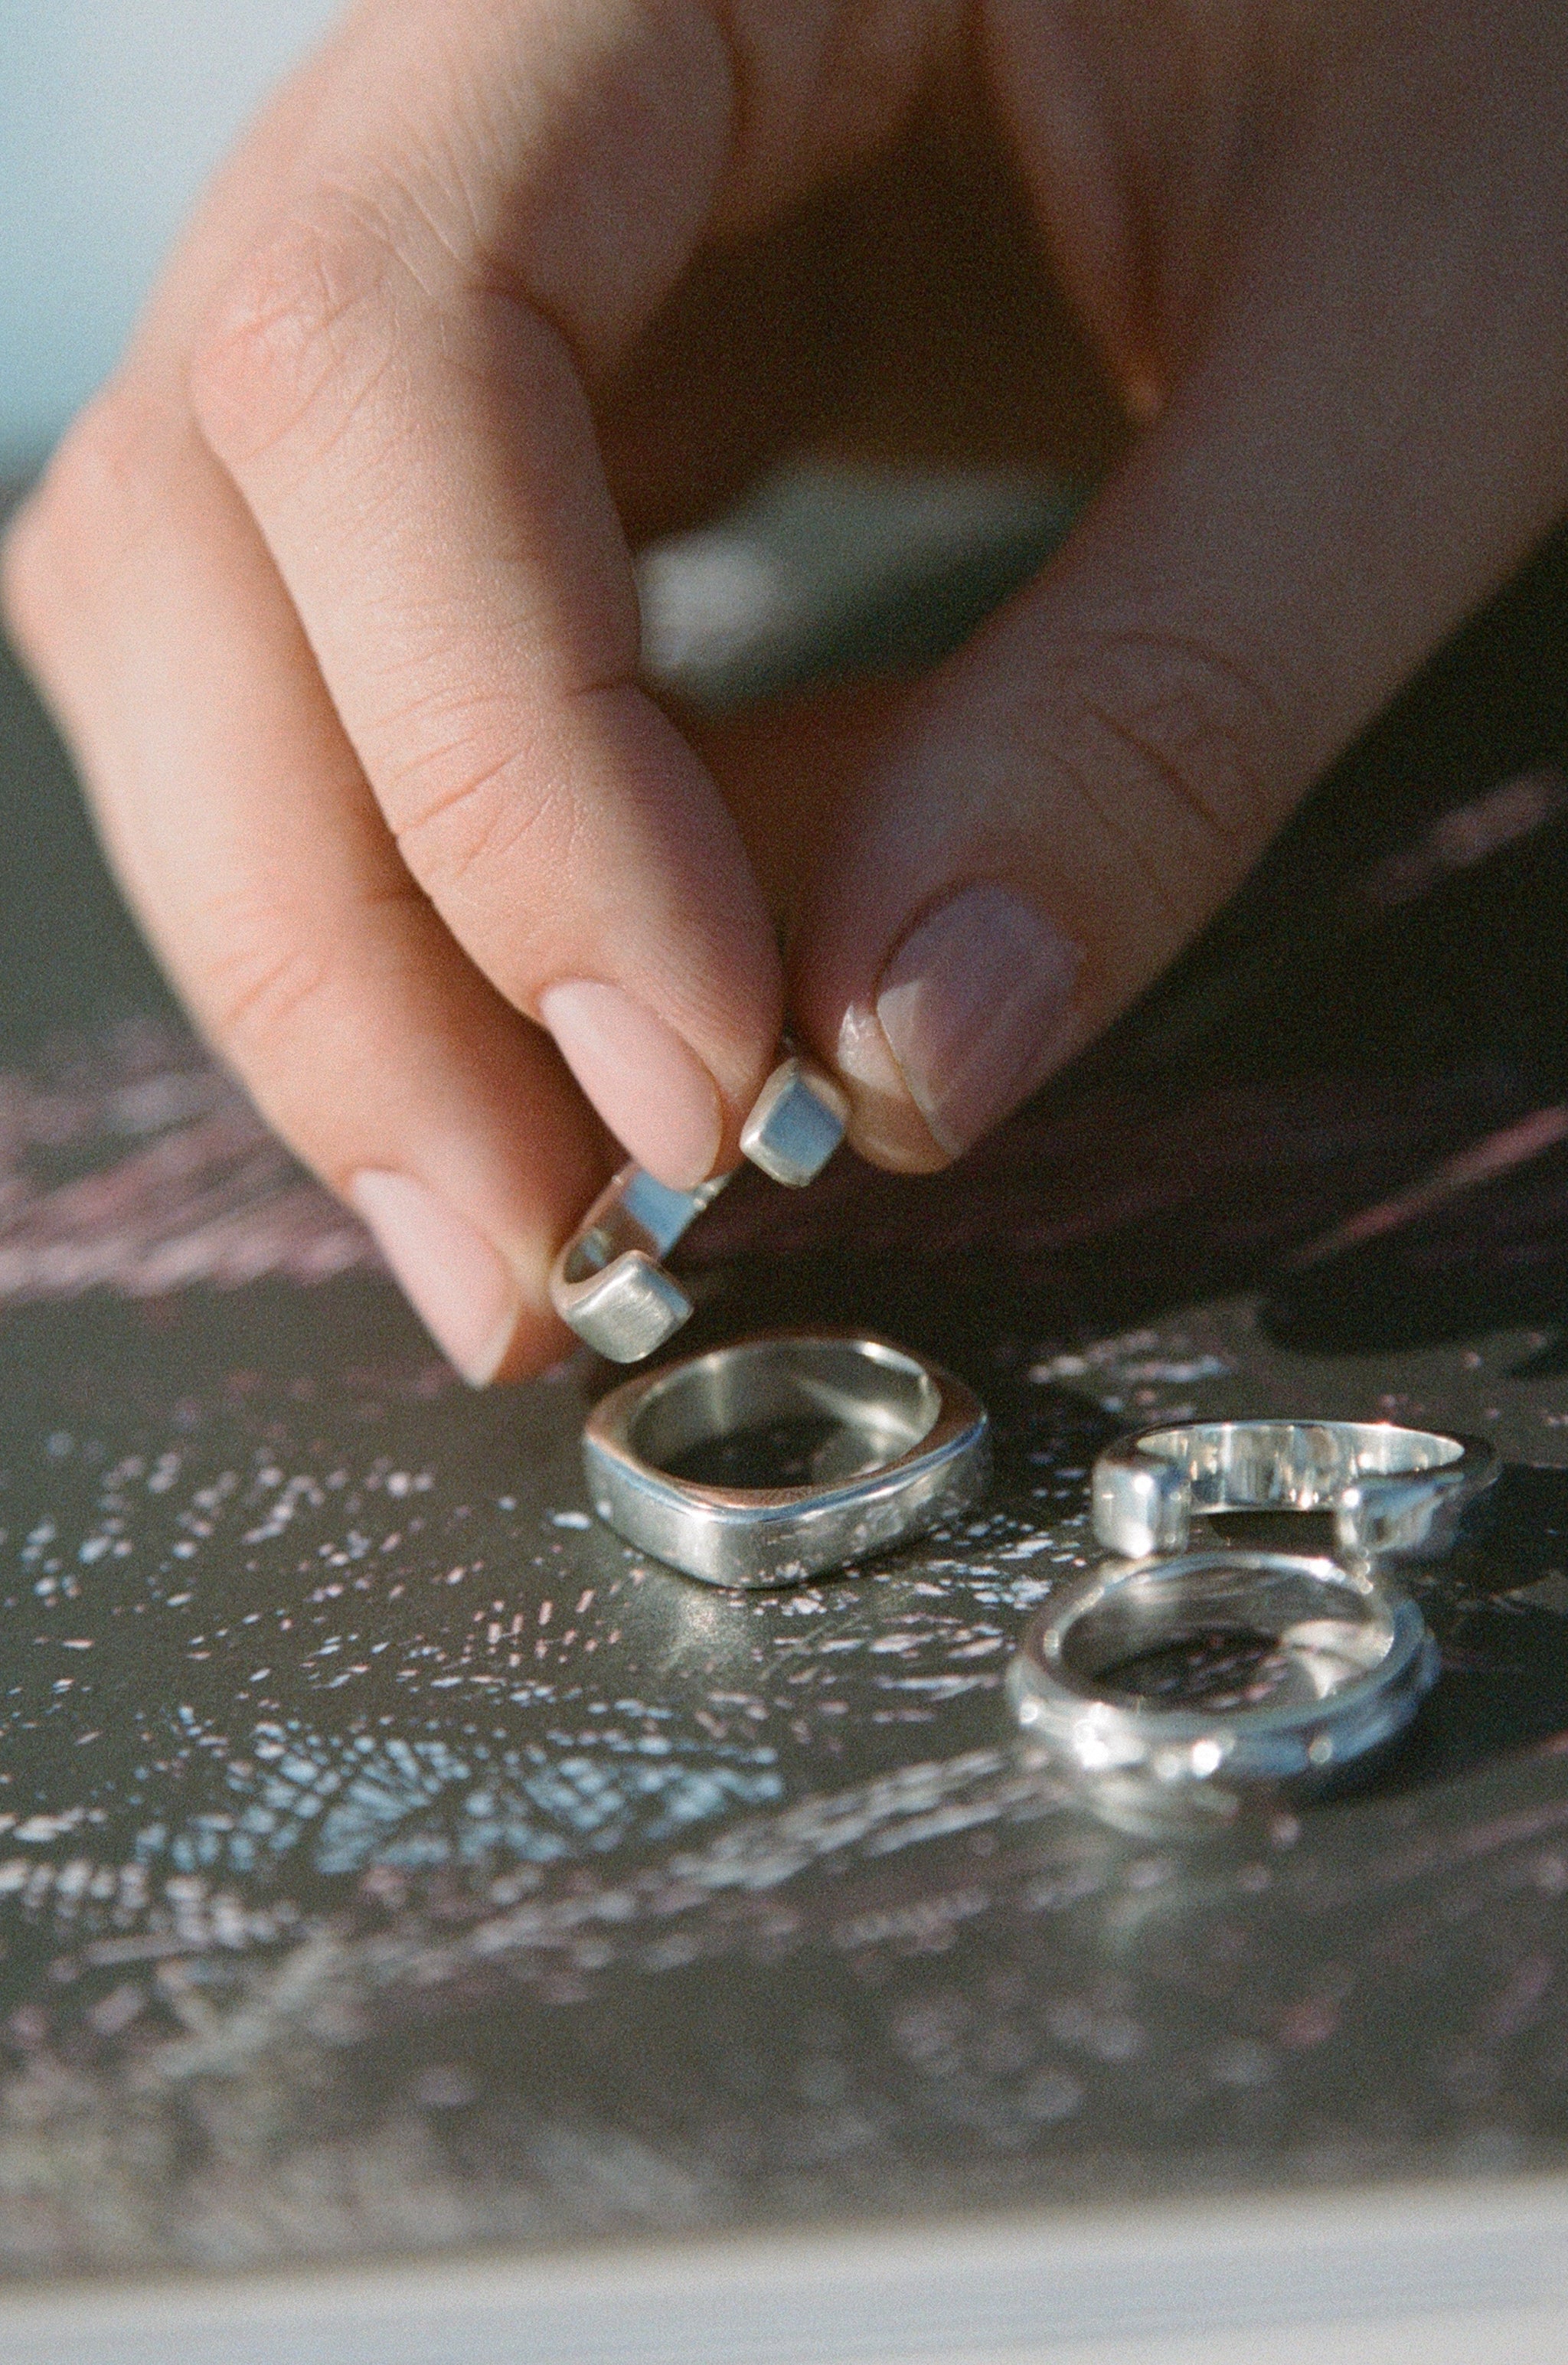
[{"left": 792, "top": 182, "right": 1568, "bottom": 1169}]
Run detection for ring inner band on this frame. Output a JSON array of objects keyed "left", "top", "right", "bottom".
[
  {"left": 1133, "top": 1419, "right": 1464, "bottom": 1507},
  {"left": 628, "top": 1336, "right": 941, "bottom": 1493},
  {"left": 1057, "top": 1552, "right": 1394, "bottom": 1716}
]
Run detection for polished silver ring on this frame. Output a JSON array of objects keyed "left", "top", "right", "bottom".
[
  {"left": 551, "top": 1054, "right": 850, "bottom": 1363},
  {"left": 1093, "top": 1418, "right": 1499, "bottom": 1563},
  {"left": 583, "top": 1331, "right": 990, "bottom": 1587},
  {"left": 1010, "top": 1546, "right": 1439, "bottom": 1798}
]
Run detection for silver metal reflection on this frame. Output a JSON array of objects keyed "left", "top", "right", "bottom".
[
  {"left": 1093, "top": 1417, "right": 1500, "bottom": 1563},
  {"left": 550, "top": 1053, "right": 848, "bottom": 1362},
  {"left": 583, "top": 1331, "right": 990, "bottom": 1586},
  {"left": 1010, "top": 1546, "right": 1439, "bottom": 1811},
  {"left": 549, "top": 1166, "right": 730, "bottom": 1364},
  {"left": 1008, "top": 1415, "right": 1500, "bottom": 1834},
  {"left": 740, "top": 1055, "right": 849, "bottom": 1187}
]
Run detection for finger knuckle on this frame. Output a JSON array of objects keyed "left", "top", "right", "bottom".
[
  {"left": 0, "top": 381, "right": 166, "bottom": 659},
  {"left": 188, "top": 198, "right": 397, "bottom": 475},
  {"left": 379, "top": 697, "right": 576, "bottom": 906},
  {"left": 204, "top": 922, "right": 340, "bottom": 1073},
  {"left": 397, "top": 753, "right": 572, "bottom": 923},
  {"left": 1050, "top": 632, "right": 1288, "bottom": 887}
]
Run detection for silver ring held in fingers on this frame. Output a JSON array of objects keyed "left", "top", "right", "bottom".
[
  {"left": 583, "top": 1331, "right": 990, "bottom": 1587},
  {"left": 1092, "top": 1418, "right": 1500, "bottom": 1563},
  {"left": 550, "top": 1054, "right": 850, "bottom": 1362},
  {"left": 549, "top": 1165, "right": 730, "bottom": 1364}
]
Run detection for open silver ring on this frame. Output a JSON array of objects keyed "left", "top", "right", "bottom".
[
  {"left": 1010, "top": 1546, "right": 1439, "bottom": 1808},
  {"left": 583, "top": 1331, "right": 990, "bottom": 1587},
  {"left": 1092, "top": 1418, "right": 1499, "bottom": 1563},
  {"left": 551, "top": 1054, "right": 850, "bottom": 1363}
]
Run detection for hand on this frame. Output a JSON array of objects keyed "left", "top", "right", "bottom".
[{"left": 6, "top": 1, "right": 1565, "bottom": 1380}]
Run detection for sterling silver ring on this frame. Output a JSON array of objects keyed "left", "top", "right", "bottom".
[
  {"left": 583, "top": 1331, "right": 990, "bottom": 1587},
  {"left": 1092, "top": 1418, "right": 1499, "bottom": 1563},
  {"left": 551, "top": 1054, "right": 850, "bottom": 1363},
  {"left": 1009, "top": 1545, "right": 1439, "bottom": 1812}
]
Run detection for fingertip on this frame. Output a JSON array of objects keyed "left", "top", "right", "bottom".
[
  {"left": 828, "top": 1001, "right": 951, "bottom": 1174},
  {"left": 539, "top": 978, "right": 725, "bottom": 1190},
  {"left": 482, "top": 1307, "right": 582, "bottom": 1389},
  {"left": 873, "top": 886, "right": 1083, "bottom": 1158},
  {"left": 351, "top": 1168, "right": 527, "bottom": 1386},
  {"left": 808, "top": 884, "right": 1085, "bottom": 1172},
  {"left": 350, "top": 1165, "right": 596, "bottom": 1387}
]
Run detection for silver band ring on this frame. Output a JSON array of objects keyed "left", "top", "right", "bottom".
[
  {"left": 1010, "top": 1547, "right": 1439, "bottom": 1794},
  {"left": 583, "top": 1331, "right": 990, "bottom": 1587},
  {"left": 1092, "top": 1418, "right": 1499, "bottom": 1563}
]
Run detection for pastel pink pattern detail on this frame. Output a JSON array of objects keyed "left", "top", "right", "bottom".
[{"left": 0, "top": 1021, "right": 375, "bottom": 1305}]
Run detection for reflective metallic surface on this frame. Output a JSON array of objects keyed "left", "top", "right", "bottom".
[
  {"left": 549, "top": 1164, "right": 733, "bottom": 1361},
  {"left": 583, "top": 1331, "right": 991, "bottom": 1585},
  {"left": 551, "top": 1060, "right": 849, "bottom": 1360},
  {"left": 738, "top": 1057, "right": 849, "bottom": 1188},
  {"left": 1093, "top": 1417, "right": 1500, "bottom": 1562},
  {"left": 1011, "top": 1547, "right": 1439, "bottom": 1831}
]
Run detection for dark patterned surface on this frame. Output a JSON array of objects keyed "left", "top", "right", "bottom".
[{"left": 2, "top": 509, "right": 1568, "bottom": 2277}]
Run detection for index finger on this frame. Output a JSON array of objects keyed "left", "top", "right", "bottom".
[{"left": 188, "top": 1, "right": 779, "bottom": 1188}]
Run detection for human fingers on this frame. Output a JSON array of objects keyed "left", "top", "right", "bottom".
[
  {"left": 174, "top": 0, "right": 798, "bottom": 1192},
  {"left": 9, "top": 0, "right": 1004, "bottom": 1376},
  {"left": 597, "top": 103, "right": 1128, "bottom": 546},
  {"left": 792, "top": 14, "right": 1568, "bottom": 1168},
  {"left": 3, "top": 387, "right": 609, "bottom": 1382}
]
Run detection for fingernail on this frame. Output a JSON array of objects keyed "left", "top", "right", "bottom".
[
  {"left": 874, "top": 885, "right": 1083, "bottom": 1158},
  {"left": 351, "top": 1170, "right": 521, "bottom": 1386},
  {"left": 540, "top": 979, "right": 723, "bottom": 1190}
]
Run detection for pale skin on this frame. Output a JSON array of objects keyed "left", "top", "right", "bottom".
[{"left": 4, "top": 0, "right": 1566, "bottom": 1380}]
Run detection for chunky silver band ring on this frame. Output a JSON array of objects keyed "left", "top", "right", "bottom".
[
  {"left": 583, "top": 1331, "right": 990, "bottom": 1587},
  {"left": 1009, "top": 1547, "right": 1439, "bottom": 1797},
  {"left": 1092, "top": 1419, "right": 1499, "bottom": 1563}
]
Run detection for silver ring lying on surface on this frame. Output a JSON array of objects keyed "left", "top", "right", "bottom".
[
  {"left": 583, "top": 1331, "right": 990, "bottom": 1586},
  {"left": 550, "top": 1055, "right": 850, "bottom": 1362},
  {"left": 1092, "top": 1419, "right": 1499, "bottom": 1563},
  {"left": 1010, "top": 1546, "right": 1439, "bottom": 1807}
]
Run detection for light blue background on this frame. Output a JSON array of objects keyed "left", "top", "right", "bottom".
[{"left": 1, "top": 0, "right": 338, "bottom": 472}]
